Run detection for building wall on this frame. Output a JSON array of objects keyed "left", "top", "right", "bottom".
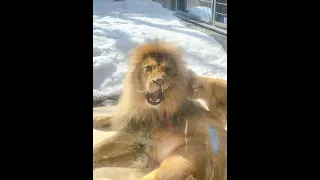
[{"left": 153, "top": 0, "right": 174, "bottom": 10}]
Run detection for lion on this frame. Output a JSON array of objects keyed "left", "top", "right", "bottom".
[
  {"left": 187, "top": 73, "right": 227, "bottom": 129},
  {"left": 93, "top": 73, "right": 227, "bottom": 130},
  {"left": 94, "top": 72, "right": 227, "bottom": 129},
  {"left": 93, "top": 41, "right": 227, "bottom": 180}
]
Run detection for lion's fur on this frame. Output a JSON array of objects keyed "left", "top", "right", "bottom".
[
  {"left": 111, "top": 41, "right": 189, "bottom": 130},
  {"left": 188, "top": 75, "right": 227, "bottom": 129},
  {"left": 93, "top": 41, "right": 227, "bottom": 180}
]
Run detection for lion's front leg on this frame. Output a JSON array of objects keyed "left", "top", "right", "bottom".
[
  {"left": 139, "top": 155, "right": 196, "bottom": 180},
  {"left": 93, "top": 132, "right": 141, "bottom": 169},
  {"left": 93, "top": 115, "right": 113, "bottom": 128}
]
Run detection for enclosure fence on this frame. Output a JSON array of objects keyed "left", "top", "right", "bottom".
[{"left": 177, "top": 0, "right": 227, "bottom": 28}]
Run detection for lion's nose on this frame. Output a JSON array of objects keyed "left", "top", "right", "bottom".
[{"left": 153, "top": 78, "right": 163, "bottom": 85}]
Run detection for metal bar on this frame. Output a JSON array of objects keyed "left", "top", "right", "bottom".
[
  {"left": 212, "top": 0, "right": 216, "bottom": 22},
  {"left": 175, "top": 0, "right": 177, "bottom": 10},
  {"left": 216, "top": 12, "right": 227, "bottom": 16},
  {"left": 216, "top": 2, "right": 227, "bottom": 6}
]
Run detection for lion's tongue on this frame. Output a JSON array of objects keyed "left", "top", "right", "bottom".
[{"left": 151, "top": 89, "right": 160, "bottom": 101}]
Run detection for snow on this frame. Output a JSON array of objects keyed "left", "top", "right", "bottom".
[
  {"left": 93, "top": 0, "right": 227, "bottom": 97},
  {"left": 188, "top": 6, "right": 212, "bottom": 20}
]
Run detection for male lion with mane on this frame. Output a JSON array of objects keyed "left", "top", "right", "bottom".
[{"left": 93, "top": 41, "right": 227, "bottom": 180}]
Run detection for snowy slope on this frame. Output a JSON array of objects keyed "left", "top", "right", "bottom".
[
  {"left": 189, "top": 6, "right": 212, "bottom": 20},
  {"left": 93, "top": 0, "right": 227, "bottom": 97}
]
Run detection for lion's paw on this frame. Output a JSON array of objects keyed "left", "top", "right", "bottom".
[{"left": 93, "top": 115, "right": 112, "bottom": 128}]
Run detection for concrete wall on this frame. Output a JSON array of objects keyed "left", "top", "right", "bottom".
[{"left": 153, "top": 0, "right": 173, "bottom": 10}]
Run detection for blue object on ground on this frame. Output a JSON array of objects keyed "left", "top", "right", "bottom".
[{"left": 207, "top": 125, "right": 220, "bottom": 154}]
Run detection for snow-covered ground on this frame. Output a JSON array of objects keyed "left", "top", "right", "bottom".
[
  {"left": 188, "top": 6, "right": 212, "bottom": 20},
  {"left": 93, "top": 0, "right": 227, "bottom": 98}
]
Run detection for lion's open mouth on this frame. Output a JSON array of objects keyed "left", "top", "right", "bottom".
[{"left": 145, "top": 88, "right": 165, "bottom": 105}]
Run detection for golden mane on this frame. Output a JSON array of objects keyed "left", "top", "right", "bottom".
[{"left": 111, "top": 41, "right": 190, "bottom": 130}]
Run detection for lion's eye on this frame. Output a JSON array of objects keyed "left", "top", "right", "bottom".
[{"left": 146, "top": 66, "right": 152, "bottom": 71}]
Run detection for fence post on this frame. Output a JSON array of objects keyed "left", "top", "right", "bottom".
[
  {"left": 212, "top": 0, "right": 216, "bottom": 24},
  {"left": 175, "top": 0, "right": 177, "bottom": 10}
]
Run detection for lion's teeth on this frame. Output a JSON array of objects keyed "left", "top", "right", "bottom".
[{"left": 149, "top": 97, "right": 160, "bottom": 103}]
